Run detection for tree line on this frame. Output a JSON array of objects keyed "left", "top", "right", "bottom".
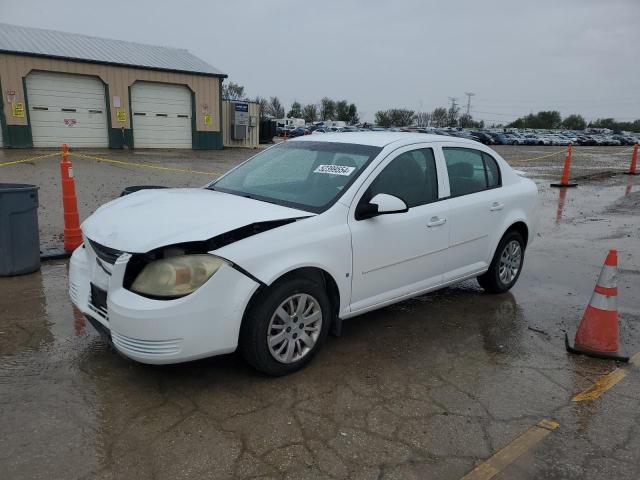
[
  {"left": 374, "top": 105, "right": 484, "bottom": 129},
  {"left": 224, "top": 82, "right": 640, "bottom": 132},
  {"left": 507, "top": 111, "right": 640, "bottom": 132}
]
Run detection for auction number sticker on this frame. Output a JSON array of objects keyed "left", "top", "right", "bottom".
[{"left": 314, "top": 164, "right": 356, "bottom": 176}]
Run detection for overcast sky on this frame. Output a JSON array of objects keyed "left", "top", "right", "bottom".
[{"left": 1, "top": 0, "right": 639, "bottom": 124}]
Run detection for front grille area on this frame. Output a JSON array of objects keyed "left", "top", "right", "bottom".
[
  {"left": 112, "top": 332, "right": 181, "bottom": 356},
  {"left": 88, "top": 238, "right": 123, "bottom": 264}
]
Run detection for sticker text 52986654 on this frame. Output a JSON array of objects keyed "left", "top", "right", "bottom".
[{"left": 314, "top": 164, "right": 356, "bottom": 176}]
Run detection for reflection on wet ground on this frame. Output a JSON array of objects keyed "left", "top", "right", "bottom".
[{"left": 1, "top": 174, "right": 639, "bottom": 479}]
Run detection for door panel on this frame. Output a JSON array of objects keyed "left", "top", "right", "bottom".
[
  {"left": 349, "top": 202, "right": 450, "bottom": 311},
  {"left": 438, "top": 145, "right": 507, "bottom": 281},
  {"left": 26, "top": 71, "right": 108, "bottom": 148},
  {"left": 348, "top": 145, "right": 449, "bottom": 312},
  {"left": 131, "top": 82, "right": 192, "bottom": 148}
]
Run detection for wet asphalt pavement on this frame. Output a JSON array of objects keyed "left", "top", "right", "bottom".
[{"left": 1, "top": 145, "right": 639, "bottom": 479}]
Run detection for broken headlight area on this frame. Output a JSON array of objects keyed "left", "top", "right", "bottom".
[{"left": 124, "top": 245, "right": 229, "bottom": 299}]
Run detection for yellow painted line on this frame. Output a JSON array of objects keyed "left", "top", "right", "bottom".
[
  {"left": 0, "top": 152, "right": 59, "bottom": 167},
  {"left": 68, "top": 152, "right": 223, "bottom": 177},
  {"left": 461, "top": 419, "right": 560, "bottom": 480},
  {"left": 571, "top": 351, "right": 639, "bottom": 402},
  {"left": 572, "top": 369, "right": 627, "bottom": 401}
]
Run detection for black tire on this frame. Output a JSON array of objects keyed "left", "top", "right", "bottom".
[
  {"left": 240, "top": 277, "right": 331, "bottom": 376},
  {"left": 477, "top": 230, "right": 525, "bottom": 294}
]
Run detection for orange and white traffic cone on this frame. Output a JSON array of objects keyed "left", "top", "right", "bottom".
[
  {"left": 551, "top": 144, "right": 578, "bottom": 188},
  {"left": 624, "top": 143, "right": 638, "bottom": 175},
  {"left": 565, "top": 250, "right": 628, "bottom": 361},
  {"left": 60, "top": 144, "right": 83, "bottom": 252}
]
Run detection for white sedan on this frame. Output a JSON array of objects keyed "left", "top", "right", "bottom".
[{"left": 69, "top": 133, "right": 538, "bottom": 375}]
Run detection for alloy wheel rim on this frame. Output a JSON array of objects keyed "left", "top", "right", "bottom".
[
  {"left": 267, "top": 293, "right": 322, "bottom": 364},
  {"left": 498, "top": 240, "right": 522, "bottom": 284}
]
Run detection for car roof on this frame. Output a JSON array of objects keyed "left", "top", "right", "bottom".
[{"left": 288, "top": 132, "right": 483, "bottom": 148}]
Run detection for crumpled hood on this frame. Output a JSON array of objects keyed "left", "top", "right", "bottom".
[{"left": 81, "top": 188, "right": 311, "bottom": 253}]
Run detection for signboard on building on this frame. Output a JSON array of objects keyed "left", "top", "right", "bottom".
[
  {"left": 12, "top": 102, "right": 24, "bottom": 118},
  {"left": 204, "top": 114, "right": 212, "bottom": 126},
  {"left": 116, "top": 107, "right": 127, "bottom": 123},
  {"left": 233, "top": 102, "right": 249, "bottom": 126}
]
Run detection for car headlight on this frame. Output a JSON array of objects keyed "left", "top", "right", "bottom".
[{"left": 131, "top": 255, "right": 227, "bottom": 298}]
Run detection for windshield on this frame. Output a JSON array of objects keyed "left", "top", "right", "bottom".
[{"left": 210, "top": 141, "right": 382, "bottom": 213}]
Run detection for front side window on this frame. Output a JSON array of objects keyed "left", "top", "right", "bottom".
[
  {"left": 211, "top": 141, "right": 381, "bottom": 213},
  {"left": 367, "top": 148, "right": 438, "bottom": 208},
  {"left": 443, "top": 147, "right": 501, "bottom": 197}
]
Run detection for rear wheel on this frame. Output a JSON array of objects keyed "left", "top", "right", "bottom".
[
  {"left": 477, "top": 231, "right": 525, "bottom": 293},
  {"left": 240, "top": 277, "right": 331, "bottom": 376}
]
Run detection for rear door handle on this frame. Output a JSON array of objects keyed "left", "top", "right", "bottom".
[
  {"left": 427, "top": 216, "right": 447, "bottom": 227},
  {"left": 490, "top": 202, "right": 505, "bottom": 211}
]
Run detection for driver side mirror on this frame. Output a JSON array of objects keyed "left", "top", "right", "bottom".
[{"left": 355, "top": 193, "right": 408, "bottom": 220}]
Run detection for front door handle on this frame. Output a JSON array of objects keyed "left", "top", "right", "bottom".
[
  {"left": 490, "top": 202, "right": 505, "bottom": 211},
  {"left": 427, "top": 216, "right": 447, "bottom": 227}
]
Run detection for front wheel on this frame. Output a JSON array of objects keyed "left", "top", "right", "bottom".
[
  {"left": 240, "top": 277, "right": 331, "bottom": 376},
  {"left": 477, "top": 231, "right": 525, "bottom": 293}
]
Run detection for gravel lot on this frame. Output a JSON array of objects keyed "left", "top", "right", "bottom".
[{"left": 1, "top": 143, "right": 639, "bottom": 479}]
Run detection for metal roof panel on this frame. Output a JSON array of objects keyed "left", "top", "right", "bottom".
[{"left": 0, "top": 23, "right": 226, "bottom": 77}]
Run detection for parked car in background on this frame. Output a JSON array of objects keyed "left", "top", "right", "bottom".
[
  {"left": 470, "top": 131, "right": 495, "bottom": 145},
  {"left": 287, "top": 127, "right": 310, "bottom": 138},
  {"left": 507, "top": 133, "right": 526, "bottom": 145},
  {"left": 488, "top": 133, "right": 511, "bottom": 145},
  {"left": 524, "top": 134, "right": 545, "bottom": 145}
]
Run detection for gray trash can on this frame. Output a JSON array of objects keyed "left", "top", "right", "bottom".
[{"left": 0, "top": 183, "right": 41, "bottom": 276}]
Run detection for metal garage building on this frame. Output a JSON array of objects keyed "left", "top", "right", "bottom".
[{"left": 0, "top": 23, "right": 227, "bottom": 149}]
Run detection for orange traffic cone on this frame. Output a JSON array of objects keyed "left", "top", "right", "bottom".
[
  {"left": 624, "top": 143, "right": 638, "bottom": 175},
  {"left": 60, "top": 144, "right": 83, "bottom": 252},
  {"left": 565, "top": 250, "right": 628, "bottom": 361},
  {"left": 551, "top": 144, "right": 578, "bottom": 188}
]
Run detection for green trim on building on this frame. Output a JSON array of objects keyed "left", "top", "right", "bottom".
[
  {"left": 108, "top": 128, "right": 133, "bottom": 149},
  {"left": 104, "top": 83, "right": 116, "bottom": 149},
  {"left": 18, "top": 76, "right": 34, "bottom": 148},
  {"left": 219, "top": 79, "right": 224, "bottom": 149},
  {"left": 127, "top": 84, "right": 135, "bottom": 149},
  {"left": 0, "top": 76, "right": 8, "bottom": 147},
  {"left": 5, "top": 125, "right": 32, "bottom": 148},
  {"left": 192, "top": 131, "right": 223, "bottom": 150},
  {"left": 189, "top": 87, "right": 223, "bottom": 150}
]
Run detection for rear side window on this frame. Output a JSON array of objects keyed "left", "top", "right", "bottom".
[
  {"left": 368, "top": 148, "right": 438, "bottom": 208},
  {"left": 443, "top": 147, "right": 502, "bottom": 197},
  {"left": 483, "top": 153, "right": 501, "bottom": 188}
]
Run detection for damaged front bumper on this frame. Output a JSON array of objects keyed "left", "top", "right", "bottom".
[{"left": 69, "top": 242, "right": 260, "bottom": 364}]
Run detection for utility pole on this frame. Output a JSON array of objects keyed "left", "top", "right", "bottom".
[
  {"left": 464, "top": 92, "right": 475, "bottom": 116},
  {"left": 447, "top": 97, "right": 458, "bottom": 127}
]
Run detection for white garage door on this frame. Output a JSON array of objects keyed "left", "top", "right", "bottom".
[
  {"left": 26, "top": 71, "right": 108, "bottom": 148},
  {"left": 131, "top": 82, "right": 192, "bottom": 149}
]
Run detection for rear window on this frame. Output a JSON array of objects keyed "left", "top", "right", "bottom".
[{"left": 443, "top": 147, "right": 502, "bottom": 197}]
